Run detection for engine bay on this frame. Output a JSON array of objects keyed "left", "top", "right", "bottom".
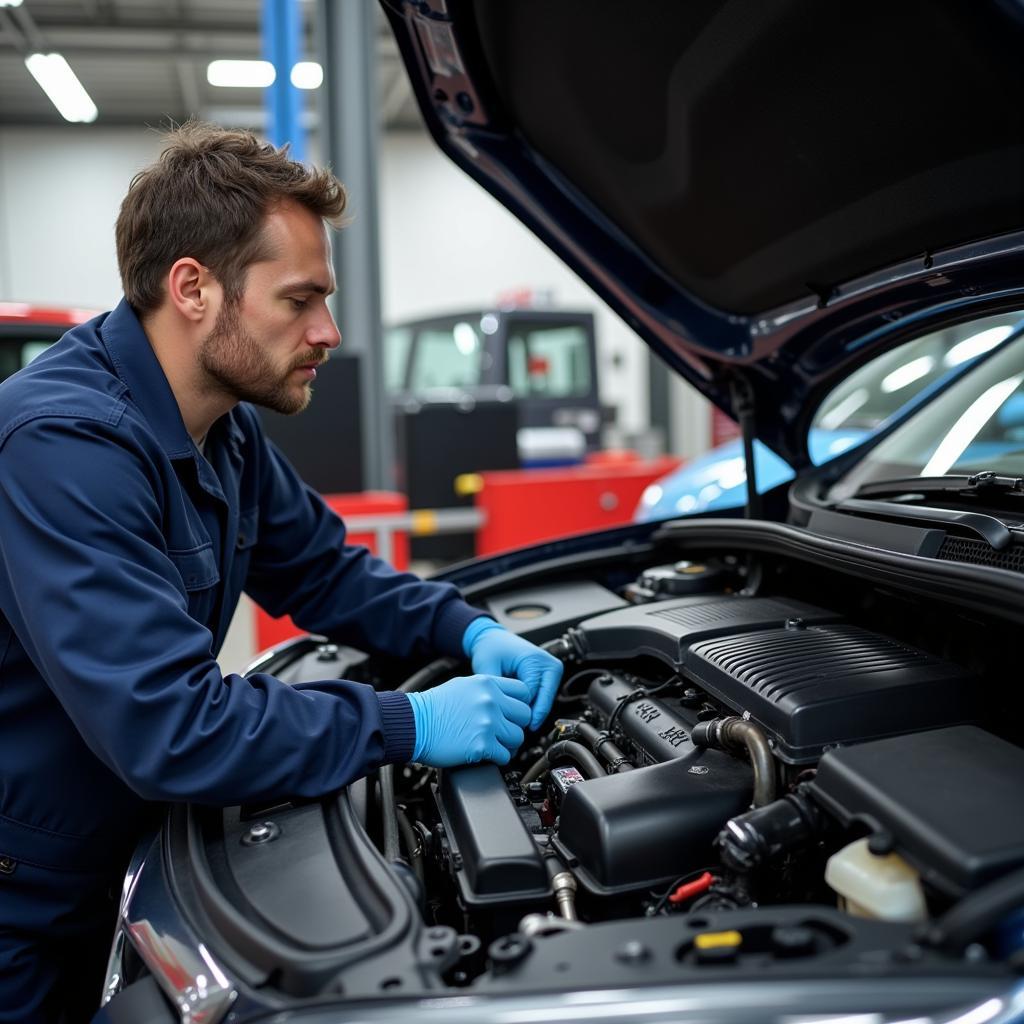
[{"left": 126, "top": 543, "right": 1024, "bottom": 1009}]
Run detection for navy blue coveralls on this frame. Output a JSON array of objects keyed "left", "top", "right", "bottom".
[{"left": 0, "top": 300, "right": 482, "bottom": 1020}]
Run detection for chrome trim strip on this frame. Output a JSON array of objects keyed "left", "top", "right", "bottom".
[
  {"left": 269, "top": 980, "right": 1024, "bottom": 1024},
  {"left": 116, "top": 845, "right": 237, "bottom": 1023}
]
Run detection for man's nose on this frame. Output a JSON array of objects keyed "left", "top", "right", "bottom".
[{"left": 309, "top": 310, "right": 342, "bottom": 350}]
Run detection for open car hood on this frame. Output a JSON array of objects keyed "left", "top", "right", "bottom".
[{"left": 381, "top": 0, "right": 1024, "bottom": 467}]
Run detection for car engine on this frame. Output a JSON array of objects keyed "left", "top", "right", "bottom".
[
  {"left": 108, "top": 551, "right": 1024, "bottom": 1010},
  {"left": 421, "top": 574, "right": 1004, "bottom": 942}
]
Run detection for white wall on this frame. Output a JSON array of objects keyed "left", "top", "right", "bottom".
[{"left": 0, "top": 127, "right": 163, "bottom": 308}]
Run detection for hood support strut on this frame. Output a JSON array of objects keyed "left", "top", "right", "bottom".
[{"left": 730, "top": 374, "right": 761, "bottom": 520}]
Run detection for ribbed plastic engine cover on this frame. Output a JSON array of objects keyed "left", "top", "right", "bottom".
[
  {"left": 684, "top": 623, "right": 977, "bottom": 763},
  {"left": 575, "top": 594, "right": 839, "bottom": 665}
]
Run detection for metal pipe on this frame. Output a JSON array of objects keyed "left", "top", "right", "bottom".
[
  {"left": 692, "top": 717, "right": 776, "bottom": 807},
  {"left": 541, "top": 636, "right": 573, "bottom": 660},
  {"left": 552, "top": 871, "right": 578, "bottom": 921}
]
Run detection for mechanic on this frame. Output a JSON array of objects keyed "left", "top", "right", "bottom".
[{"left": 0, "top": 123, "right": 562, "bottom": 1022}]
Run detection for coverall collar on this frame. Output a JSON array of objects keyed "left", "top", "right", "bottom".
[{"left": 98, "top": 298, "right": 246, "bottom": 472}]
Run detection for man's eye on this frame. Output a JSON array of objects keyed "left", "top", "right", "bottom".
[{"left": 289, "top": 298, "right": 308, "bottom": 310}]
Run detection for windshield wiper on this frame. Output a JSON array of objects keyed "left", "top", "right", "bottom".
[
  {"left": 854, "top": 472, "right": 1024, "bottom": 502},
  {"left": 837, "top": 497, "right": 1013, "bottom": 550}
]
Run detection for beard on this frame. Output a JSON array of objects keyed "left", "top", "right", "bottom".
[{"left": 197, "top": 300, "right": 321, "bottom": 416}]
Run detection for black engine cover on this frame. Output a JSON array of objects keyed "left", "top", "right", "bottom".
[
  {"left": 576, "top": 596, "right": 978, "bottom": 764},
  {"left": 685, "top": 621, "right": 977, "bottom": 763},
  {"left": 555, "top": 753, "right": 752, "bottom": 894},
  {"left": 810, "top": 726, "right": 1024, "bottom": 895}
]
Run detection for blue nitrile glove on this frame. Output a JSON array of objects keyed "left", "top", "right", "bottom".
[
  {"left": 407, "top": 674, "right": 532, "bottom": 767},
  {"left": 463, "top": 617, "right": 564, "bottom": 730}
]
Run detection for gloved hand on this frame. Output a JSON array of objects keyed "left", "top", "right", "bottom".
[
  {"left": 463, "top": 618, "right": 564, "bottom": 730},
  {"left": 407, "top": 674, "right": 531, "bottom": 767}
]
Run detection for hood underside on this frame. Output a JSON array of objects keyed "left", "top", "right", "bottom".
[{"left": 383, "top": 0, "right": 1024, "bottom": 465}]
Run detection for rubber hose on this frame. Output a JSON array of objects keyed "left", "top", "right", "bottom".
[
  {"left": 923, "top": 863, "right": 1024, "bottom": 953},
  {"left": 398, "top": 656, "right": 460, "bottom": 694},
  {"left": 693, "top": 717, "right": 776, "bottom": 807},
  {"left": 521, "top": 739, "right": 607, "bottom": 785},
  {"left": 395, "top": 805, "right": 424, "bottom": 883},
  {"left": 571, "top": 721, "right": 633, "bottom": 772},
  {"left": 377, "top": 765, "right": 401, "bottom": 862}
]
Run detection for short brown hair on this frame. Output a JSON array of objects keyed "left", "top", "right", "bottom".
[{"left": 116, "top": 121, "right": 347, "bottom": 315}]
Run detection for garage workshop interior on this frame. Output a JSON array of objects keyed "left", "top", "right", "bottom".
[{"left": 2, "top": 2, "right": 1024, "bottom": 1023}]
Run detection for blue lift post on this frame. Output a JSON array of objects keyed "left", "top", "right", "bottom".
[
  {"left": 262, "top": 0, "right": 306, "bottom": 161},
  {"left": 315, "top": 0, "right": 393, "bottom": 490}
]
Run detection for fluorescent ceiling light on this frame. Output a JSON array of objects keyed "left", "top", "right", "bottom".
[
  {"left": 207, "top": 60, "right": 275, "bottom": 88},
  {"left": 922, "top": 374, "right": 1024, "bottom": 476},
  {"left": 290, "top": 61, "right": 323, "bottom": 89},
  {"left": 818, "top": 387, "right": 869, "bottom": 430},
  {"left": 944, "top": 325, "right": 1014, "bottom": 367},
  {"left": 24, "top": 54, "right": 97, "bottom": 123},
  {"left": 880, "top": 355, "right": 935, "bottom": 394},
  {"left": 0, "top": 1, "right": 24, "bottom": 7}
]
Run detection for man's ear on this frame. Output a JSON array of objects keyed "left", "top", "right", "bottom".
[{"left": 166, "top": 258, "right": 219, "bottom": 323}]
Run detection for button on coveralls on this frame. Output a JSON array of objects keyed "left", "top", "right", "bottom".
[{"left": 0, "top": 300, "right": 481, "bottom": 1020}]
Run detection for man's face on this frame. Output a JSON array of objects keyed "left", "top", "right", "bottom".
[{"left": 198, "top": 200, "right": 341, "bottom": 415}]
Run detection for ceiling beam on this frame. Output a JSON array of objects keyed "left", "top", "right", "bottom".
[
  {"left": 0, "top": 10, "right": 28, "bottom": 53},
  {"left": 26, "top": 14, "right": 270, "bottom": 35},
  {"left": 15, "top": 26, "right": 399, "bottom": 62},
  {"left": 8, "top": 3, "right": 45, "bottom": 51}
]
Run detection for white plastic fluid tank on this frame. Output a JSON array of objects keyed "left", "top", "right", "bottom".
[{"left": 824, "top": 837, "right": 928, "bottom": 923}]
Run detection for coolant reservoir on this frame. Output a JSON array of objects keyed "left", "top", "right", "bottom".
[{"left": 825, "top": 837, "right": 927, "bottom": 923}]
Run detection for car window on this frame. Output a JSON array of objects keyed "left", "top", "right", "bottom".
[
  {"left": 384, "top": 327, "right": 413, "bottom": 391},
  {"left": 0, "top": 337, "right": 57, "bottom": 382},
  {"left": 507, "top": 323, "right": 591, "bottom": 398},
  {"left": 408, "top": 322, "right": 482, "bottom": 389},
  {"left": 808, "top": 312, "right": 1024, "bottom": 465}
]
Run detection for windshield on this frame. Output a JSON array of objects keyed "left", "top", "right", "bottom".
[{"left": 832, "top": 323, "right": 1024, "bottom": 499}]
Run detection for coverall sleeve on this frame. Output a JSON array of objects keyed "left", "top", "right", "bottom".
[
  {"left": 0, "top": 414, "right": 414, "bottom": 805},
  {"left": 241, "top": 413, "right": 484, "bottom": 658}
]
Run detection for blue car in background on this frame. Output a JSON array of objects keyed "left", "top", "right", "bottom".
[{"left": 636, "top": 316, "right": 1022, "bottom": 520}]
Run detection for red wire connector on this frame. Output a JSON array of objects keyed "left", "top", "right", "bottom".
[{"left": 668, "top": 871, "right": 715, "bottom": 905}]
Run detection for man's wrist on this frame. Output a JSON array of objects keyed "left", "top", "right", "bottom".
[
  {"left": 406, "top": 691, "right": 426, "bottom": 762},
  {"left": 376, "top": 691, "right": 416, "bottom": 763},
  {"left": 432, "top": 600, "right": 489, "bottom": 658},
  {"left": 461, "top": 615, "right": 503, "bottom": 657}
]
